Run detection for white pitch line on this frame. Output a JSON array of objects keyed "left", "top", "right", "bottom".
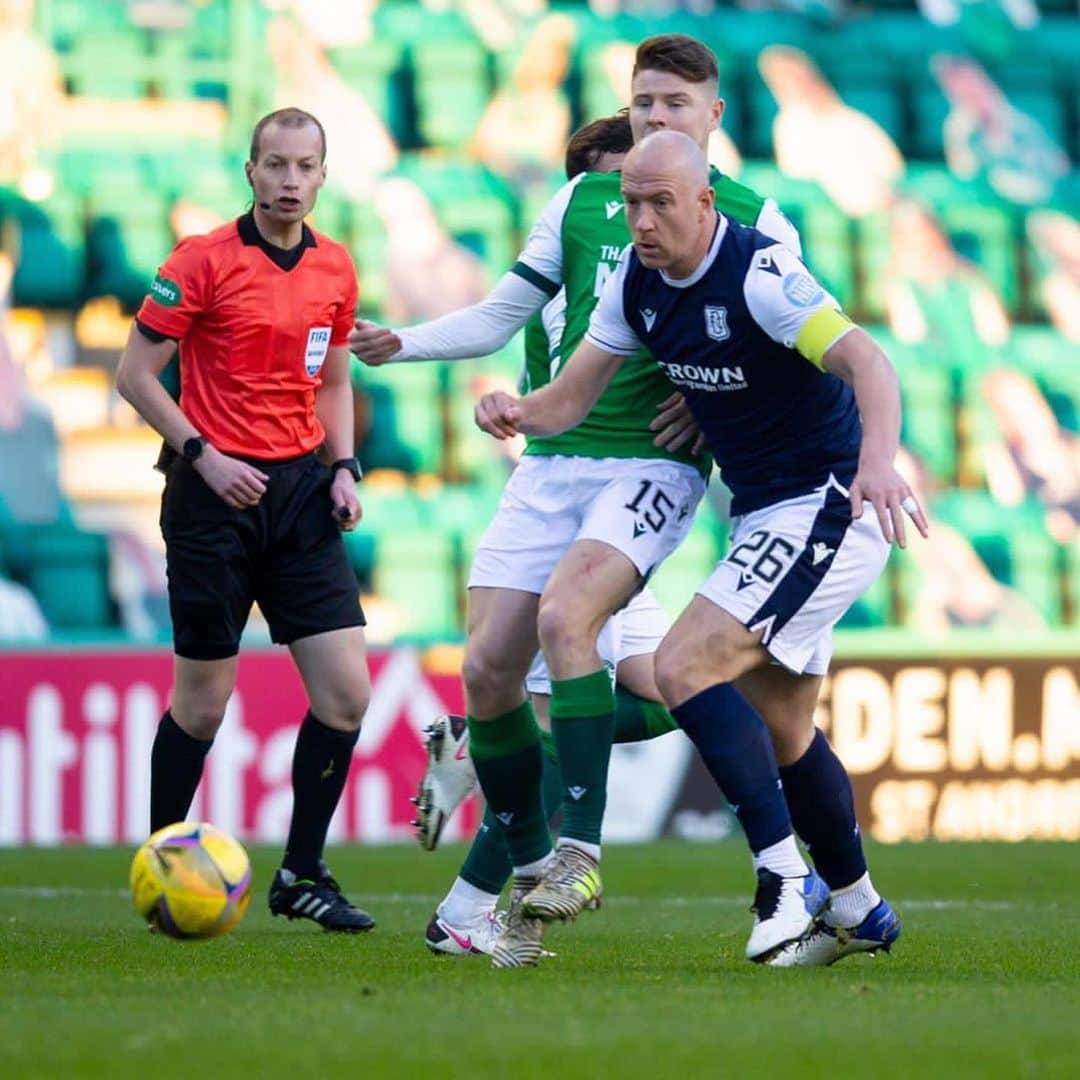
[{"left": 0, "top": 887, "right": 1066, "bottom": 913}]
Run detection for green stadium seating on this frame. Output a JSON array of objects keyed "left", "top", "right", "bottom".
[
  {"left": 879, "top": 332, "right": 959, "bottom": 484},
  {"left": 579, "top": 40, "right": 627, "bottom": 123},
  {"left": 357, "top": 363, "right": 445, "bottom": 475},
  {"left": 443, "top": 348, "right": 522, "bottom": 485},
  {"left": 1064, "top": 540, "right": 1080, "bottom": 627},
  {"left": 5, "top": 192, "right": 86, "bottom": 308},
  {"left": 326, "top": 41, "right": 406, "bottom": 143},
  {"left": 63, "top": 29, "right": 149, "bottom": 98},
  {"left": 908, "top": 85, "right": 949, "bottom": 162},
  {"left": 24, "top": 526, "right": 114, "bottom": 630},
  {"left": 1011, "top": 328, "right": 1080, "bottom": 434},
  {"left": 737, "top": 163, "right": 854, "bottom": 307},
  {"left": 373, "top": 530, "right": 459, "bottom": 638},
  {"left": 412, "top": 39, "right": 489, "bottom": 150},
  {"left": 932, "top": 491, "right": 1064, "bottom": 624}
]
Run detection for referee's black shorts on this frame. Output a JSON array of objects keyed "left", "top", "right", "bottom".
[{"left": 161, "top": 453, "right": 365, "bottom": 661}]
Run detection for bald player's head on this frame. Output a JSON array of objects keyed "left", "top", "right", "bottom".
[
  {"left": 621, "top": 130, "right": 715, "bottom": 275},
  {"left": 623, "top": 130, "right": 710, "bottom": 189}
]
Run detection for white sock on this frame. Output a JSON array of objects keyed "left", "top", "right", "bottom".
[
  {"left": 437, "top": 877, "right": 499, "bottom": 927},
  {"left": 558, "top": 838, "right": 600, "bottom": 863},
  {"left": 752, "top": 835, "right": 809, "bottom": 878},
  {"left": 825, "top": 872, "right": 881, "bottom": 929},
  {"left": 513, "top": 851, "right": 554, "bottom": 881}
]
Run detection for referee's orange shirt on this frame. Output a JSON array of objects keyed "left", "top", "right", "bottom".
[{"left": 137, "top": 216, "right": 359, "bottom": 459}]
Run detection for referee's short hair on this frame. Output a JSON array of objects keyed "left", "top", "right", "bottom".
[
  {"left": 249, "top": 108, "right": 328, "bottom": 164},
  {"left": 565, "top": 111, "right": 633, "bottom": 180}
]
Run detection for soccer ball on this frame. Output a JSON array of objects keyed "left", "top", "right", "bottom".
[{"left": 130, "top": 821, "right": 252, "bottom": 939}]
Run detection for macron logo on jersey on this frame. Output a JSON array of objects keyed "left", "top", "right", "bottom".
[
  {"left": 659, "top": 361, "right": 747, "bottom": 393},
  {"left": 641, "top": 308, "right": 658, "bottom": 332},
  {"left": 605, "top": 200, "right": 623, "bottom": 219}
]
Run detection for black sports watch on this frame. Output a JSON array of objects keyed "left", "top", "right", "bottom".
[
  {"left": 182, "top": 436, "right": 207, "bottom": 463},
  {"left": 330, "top": 457, "right": 362, "bottom": 482}
]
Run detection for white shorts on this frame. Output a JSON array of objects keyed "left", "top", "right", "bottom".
[
  {"left": 696, "top": 476, "right": 889, "bottom": 676},
  {"left": 525, "top": 586, "right": 669, "bottom": 695},
  {"left": 469, "top": 455, "right": 707, "bottom": 594}
]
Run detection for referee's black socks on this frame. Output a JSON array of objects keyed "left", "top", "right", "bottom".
[
  {"left": 149, "top": 710, "right": 213, "bottom": 833},
  {"left": 283, "top": 711, "right": 360, "bottom": 880}
]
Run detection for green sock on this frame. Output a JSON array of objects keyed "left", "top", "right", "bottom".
[
  {"left": 550, "top": 670, "right": 615, "bottom": 847},
  {"left": 460, "top": 730, "right": 564, "bottom": 895},
  {"left": 467, "top": 702, "right": 552, "bottom": 869},
  {"left": 614, "top": 686, "right": 679, "bottom": 743}
]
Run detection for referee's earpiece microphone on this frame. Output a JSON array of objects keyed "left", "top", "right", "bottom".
[{"left": 258, "top": 201, "right": 272, "bottom": 210}]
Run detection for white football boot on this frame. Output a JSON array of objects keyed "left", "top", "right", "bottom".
[
  {"left": 411, "top": 715, "right": 477, "bottom": 851},
  {"left": 745, "top": 867, "right": 830, "bottom": 963},
  {"left": 424, "top": 908, "right": 505, "bottom": 956}
]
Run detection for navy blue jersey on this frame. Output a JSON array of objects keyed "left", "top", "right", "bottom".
[{"left": 586, "top": 214, "right": 862, "bottom": 515}]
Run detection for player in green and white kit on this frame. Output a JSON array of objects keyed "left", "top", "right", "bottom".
[
  {"left": 415, "top": 115, "right": 687, "bottom": 959},
  {"left": 350, "top": 35, "right": 803, "bottom": 967}
]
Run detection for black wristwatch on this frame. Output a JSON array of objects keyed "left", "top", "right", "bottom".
[
  {"left": 182, "top": 436, "right": 207, "bottom": 463},
  {"left": 330, "top": 457, "right": 362, "bottom": 482}
]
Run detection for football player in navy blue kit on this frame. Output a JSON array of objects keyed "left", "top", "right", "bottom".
[{"left": 475, "top": 131, "right": 929, "bottom": 966}]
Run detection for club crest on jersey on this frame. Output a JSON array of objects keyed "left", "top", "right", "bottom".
[
  {"left": 782, "top": 273, "right": 824, "bottom": 308},
  {"left": 305, "top": 326, "right": 332, "bottom": 376},
  {"left": 704, "top": 305, "right": 730, "bottom": 342}
]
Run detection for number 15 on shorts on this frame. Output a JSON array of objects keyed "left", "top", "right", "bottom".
[{"left": 624, "top": 479, "right": 691, "bottom": 539}]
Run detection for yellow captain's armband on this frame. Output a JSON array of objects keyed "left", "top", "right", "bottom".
[{"left": 795, "top": 308, "right": 855, "bottom": 370}]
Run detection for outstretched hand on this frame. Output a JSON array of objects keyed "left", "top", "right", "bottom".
[
  {"left": 475, "top": 390, "right": 523, "bottom": 439},
  {"left": 850, "top": 458, "right": 930, "bottom": 547},
  {"left": 348, "top": 319, "right": 402, "bottom": 366}
]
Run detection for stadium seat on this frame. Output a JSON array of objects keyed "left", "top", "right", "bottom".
[
  {"left": 6, "top": 193, "right": 86, "bottom": 308},
  {"left": 908, "top": 85, "right": 950, "bottom": 162},
  {"left": 1011, "top": 328, "right": 1080, "bottom": 434},
  {"left": 1064, "top": 540, "right": 1080, "bottom": 627},
  {"left": 932, "top": 491, "right": 1065, "bottom": 624},
  {"left": 24, "top": 526, "right": 114, "bottom": 630},
  {"left": 63, "top": 29, "right": 150, "bottom": 98},
  {"left": 326, "top": 41, "right": 406, "bottom": 143},
  {"left": 373, "top": 530, "right": 459, "bottom": 638},
  {"left": 878, "top": 331, "right": 959, "bottom": 483},
  {"left": 412, "top": 39, "right": 490, "bottom": 150},
  {"left": 357, "top": 363, "right": 445, "bottom": 475},
  {"left": 444, "top": 349, "right": 522, "bottom": 485}
]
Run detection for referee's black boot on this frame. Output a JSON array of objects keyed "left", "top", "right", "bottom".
[{"left": 268, "top": 862, "right": 376, "bottom": 932}]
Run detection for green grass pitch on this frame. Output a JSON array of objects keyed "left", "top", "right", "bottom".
[{"left": 2, "top": 841, "right": 1078, "bottom": 1078}]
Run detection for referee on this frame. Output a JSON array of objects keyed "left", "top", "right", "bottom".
[{"left": 117, "top": 108, "right": 374, "bottom": 932}]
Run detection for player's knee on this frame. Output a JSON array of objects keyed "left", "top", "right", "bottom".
[
  {"left": 536, "top": 596, "right": 590, "bottom": 662},
  {"left": 309, "top": 672, "right": 370, "bottom": 733},
  {"left": 173, "top": 699, "right": 228, "bottom": 741},
  {"left": 655, "top": 634, "right": 745, "bottom": 707},
  {"left": 653, "top": 640, "right": 693, "bottom": 707},
  {"left": 172, "top": 671, "right": 233, "bottom": 739},
  {"left": 462, "top": 643, "right": 510, "bottom": 704}
]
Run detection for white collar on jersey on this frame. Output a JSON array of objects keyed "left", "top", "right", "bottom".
[{"left": 659, "top": 213, "right": 727, "bottom": 290}]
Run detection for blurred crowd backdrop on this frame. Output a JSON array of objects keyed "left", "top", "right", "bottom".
[{"left": 1, "top": 0, "right": 1079, "bottom": 647}]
